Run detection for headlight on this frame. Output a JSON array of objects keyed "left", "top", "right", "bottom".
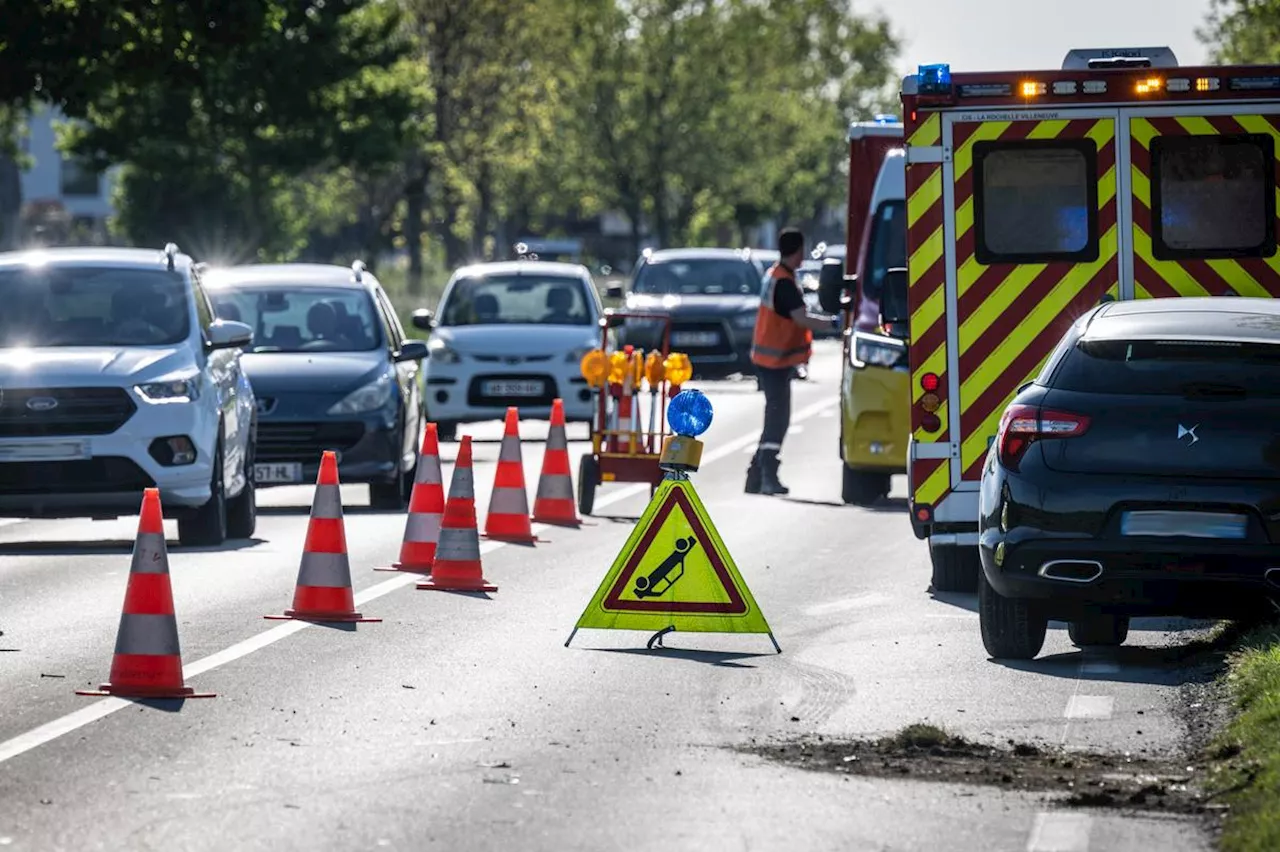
[
  {"left": 731, "top": 311, "right": 757, "bottom": 330},
  {"left": 136, "top": 374, "right": 201, "bottom": 403},
  {"left": 427, "top": 337, "right": 461, "bottom": 364},
  {"left": 851, "top": 331, "right": 906, "bottom": 369},
  {"left": 567, "top": 343, "right": 597, "bottom": 363},
  {"left": 328, "top": 373, "right": 395, "bottom": 415}
]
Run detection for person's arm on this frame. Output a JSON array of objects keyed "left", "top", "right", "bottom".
[
  {"left": 789, "top": 306, "right": 840, "bottom": 333},
  {"left": 773, "top": 274, "right": 838, "bottom": 332}
]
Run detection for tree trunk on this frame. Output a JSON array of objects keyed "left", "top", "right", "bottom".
[
  {"left": 404, "top": 171, "right": 426, "bottom": 296},
  {"left": 475, "top": 162, "right": 494, "bottom": 260},
  {"left": 0, "top": 154, "right": 20, "bottom": 251}
]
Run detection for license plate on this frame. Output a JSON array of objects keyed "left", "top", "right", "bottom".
[
  {"left": 482, "top": 380, "right": 544, "bottom": 397},
  {"left": 1121, "top": 510, "right": 1248, "bottom": 539},
  {"left": 672, "top": 331, "right": 720, "bottom": 346},
  {"left": 0, "top": 441, "right": 88, "bottom": 461},
  {"left": 255, "top": 462, "right": 304, "bottom": 484}
]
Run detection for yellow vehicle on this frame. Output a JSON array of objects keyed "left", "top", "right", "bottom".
[{"left": 824, "top": 120, "right": 908, "bottom": 504}]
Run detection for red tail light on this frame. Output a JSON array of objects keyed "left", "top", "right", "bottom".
[{"left": 996, "top": 404, "right": 1090, "bottom": 470}]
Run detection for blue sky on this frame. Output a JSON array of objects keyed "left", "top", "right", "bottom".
[{"left": 875, "top": 0, "right": 1212, "bottom": 75}]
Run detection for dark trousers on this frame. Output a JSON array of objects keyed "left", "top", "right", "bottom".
[{"left": 756, "top": 366, "right": 792, "bottom": 454}]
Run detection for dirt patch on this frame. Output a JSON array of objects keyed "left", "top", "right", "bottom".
[{"left": 739, "top": 724, "right": 1214, "bottom": 816}]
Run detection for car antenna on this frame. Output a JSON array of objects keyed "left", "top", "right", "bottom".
[
  {"left": 352, "top": 259, "right": 366, "bottom": 282},
  {"left": 164, "top": 242, "right": 179, "bottom": 271}
]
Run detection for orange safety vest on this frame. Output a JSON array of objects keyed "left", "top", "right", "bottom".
[{"left": 750, "top": 263, "right": 812, "bottom": 369}]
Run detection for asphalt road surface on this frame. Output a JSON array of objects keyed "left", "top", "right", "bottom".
[{"left": 0, "top": 342, "right": 1213, "bottom": 851}]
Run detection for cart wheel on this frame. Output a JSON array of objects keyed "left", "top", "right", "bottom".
[{"left": 578, "top": 455, "right": 599, "bottom": 516}]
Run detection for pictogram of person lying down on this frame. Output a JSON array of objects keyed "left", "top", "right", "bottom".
[{"left": 634, "top": 536, "right": 697, "bottom": 598}]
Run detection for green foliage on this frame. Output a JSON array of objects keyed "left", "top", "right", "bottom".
[{"left": 1200, "top": 0, "right": 1280, "bottom": 64}]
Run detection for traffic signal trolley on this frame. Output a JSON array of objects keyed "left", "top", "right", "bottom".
[{"left": 576, "top": 310, "right": 694, "bottom": 516}]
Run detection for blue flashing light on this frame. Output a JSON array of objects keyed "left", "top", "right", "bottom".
[
  {"left": 873, "top": 114, "right": 898, "bottom": 124},
  {"left": 918, "top": 63, "right": 952, "bottom": 95},
  {"left": 667, "top": 389, "right": 713, "bottom": 438}
]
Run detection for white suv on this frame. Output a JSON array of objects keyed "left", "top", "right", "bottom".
[{"left": 0, "top": 244, "right": 258, "bottom": 546}]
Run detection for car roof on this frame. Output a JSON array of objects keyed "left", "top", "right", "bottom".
[
  {"left": 0, "top": 246, "right": 192, "bottom": 271},
  {"left": 1084, "top": 297, "right": 1280, "bottom": 344},
  {"left": 451, "top": 260, "right": 589, "bottom": 279},
  {"left": 201, "top": 263, "right": 375, "bottom": 289},
  {"left": 643, "top": 248, "right": 754, "bottom": 262}
]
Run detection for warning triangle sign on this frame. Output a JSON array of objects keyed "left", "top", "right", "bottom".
[{"left": 568, "top": 478, "right": 775, "bottom": 644}]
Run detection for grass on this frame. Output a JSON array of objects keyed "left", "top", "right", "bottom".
[
  {"left": 1207, "top": 620, "right": 1280, "bottom": 851},
  {"left": 890, "top": 723, "right": 953, "bottom": 750}
]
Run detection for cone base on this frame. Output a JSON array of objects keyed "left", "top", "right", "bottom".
[
  {"left": 416, "top": 576, "right": 498, "bottom": 592},
  {"left": 76, "top": 683, "right": 215, "bottom": 699},
  {"left": 264, "top": 610, "right": 382, "bottom": 623},
  {"left": 532, "top": 513, "right": 581, "bottom": 527},
  {"left": 373, "top": 562, "right": 433, "bottom": 573}
]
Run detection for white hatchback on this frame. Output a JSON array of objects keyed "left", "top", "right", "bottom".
[
  {"left": 414, "top": 261, "right": 604, "bottom": 439},
  {"left": 0, "top": 245, "right": 258, "bottom": 546}
]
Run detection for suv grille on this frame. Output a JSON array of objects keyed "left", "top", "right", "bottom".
[
  {"left": 0, "top": 387, "right": 137, "bottom": 437},
  {"left": 671, "top": 320, "right": 736, "bottom": 356},
  {"left": 257, "top": 422, "right": 366, "bottom": 463},
  {"left": 0, "top": 457, "right": 154, "bottom": 495}
]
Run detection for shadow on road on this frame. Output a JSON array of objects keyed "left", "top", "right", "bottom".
[
  {"left": 928, "top": 590, "right": 978, "bottom": 613},
  {"left": 591, "top": 647, "right": 766, "bottom": 669},
  {"left": 991, "top": 638, "right": 1223, "bottom": 686},
  {"left": 0, "top": 537, "right": 269, "bottom": 555},
  {"left": 257, "top": 505, "right": 396, "bottom": 517},
  {"left": 591, "top": 514, "right": 640, "bottom": 525}
]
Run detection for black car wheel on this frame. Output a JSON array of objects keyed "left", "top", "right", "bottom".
[
  {"left": 435, "top": 421, "right": 458, "bottom": 442},
  {"left": 178, "top": 429, "right": 228, "bottom": 548},
  {"left": 227, "top": 443, "right": 257, "bottom": 540},
  {"left": 577, "top": 455, "right": 598, "bottom": 516},
  {"left": 979, "top": 571, "right": 1047, "bottom": 660},
  {"left": 370, "top": 461, "right": 414, "bottom": 511},
  {"left": 842, "top": 466, "right": 888, "bottom": 506},
  {"left": 929, "top": 541, "right": 980, "bottom": 593},
  {"left": 1068, "top": 614, "right": 1130, "bottom": 647}
]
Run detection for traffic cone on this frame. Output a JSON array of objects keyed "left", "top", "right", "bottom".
[
  {"left": 483, "top": 407, "right": 540, "bottom": 543},
  {"left": 77, "top": 488, "right": 214, "bottom": 699},
  {"left": 418, "top": 435, "right": 498, "bottom": 592},
  {"left": 532, "top": 398, "right": 580, "bottom": 526},
  {"left": 375, "top": 423, "right": 444, "bottom": 573},
  {"left": 266, "top": 451, "right": 381, "bottom": 623}
]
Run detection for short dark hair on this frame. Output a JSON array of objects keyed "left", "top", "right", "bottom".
[{"left": 778, "top": 228, "right": 804, "bottom": 257}]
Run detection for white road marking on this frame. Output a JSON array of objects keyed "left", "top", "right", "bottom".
[
  {"left": 818, "top": 409, "right": 835, "bottom": 418},
  {"left": 1064, "top": 695, "right": 1114, "bottom": 720},
  {"left": 804, "top": 592, "right": 891, "bottom": 616},
  {"left": 0, "top": 396, "right": 840, "bottom": 767},
  {"left": 1027, "top": 812, "right": 1092, "bottom": 852},
  {"left": 788, "top": 425, "right": 805, "bottom": 435}
]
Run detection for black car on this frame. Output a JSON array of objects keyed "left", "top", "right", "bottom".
[
  {"left": 204, "top": 262, "right": 427, "bottom": 510},
  {"left": 614, "top": 248, "right": 764, "bottom": 377},
  {"left": 977, "top": 297, "right": 1280, "bottom": 660}
]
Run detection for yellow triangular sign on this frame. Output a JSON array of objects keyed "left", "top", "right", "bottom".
[{"left": 566, "top": 478, "right": 778, "bottom": 650}]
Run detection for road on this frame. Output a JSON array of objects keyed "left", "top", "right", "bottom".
[{"left": 0, "top": 341, "right": 1213, "bottom": 851}]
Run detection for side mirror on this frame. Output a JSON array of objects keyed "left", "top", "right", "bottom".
[
  {"left": 605, "top": 283, "right": 625, "bottom": 300},
  {"left": 816, "top": 258, "right": 849, "bottom": 314},
  {"left": 411, "top": 308, "right": 434, "bottom": 331},
  {"left": 879, "top": 267, "right": 910, "bottom": 326},
  {"left": 206, "top": 319, "right": 254, "bottom": 350},
  {"left": 394, "top": 339, "right": 429, "bottom": 362}
]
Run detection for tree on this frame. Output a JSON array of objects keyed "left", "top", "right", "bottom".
[{"left": 1200, "top": 0, "right": 1280, "bottom": 63}]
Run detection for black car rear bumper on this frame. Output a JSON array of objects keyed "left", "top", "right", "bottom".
[
  {"left": 255, "top": 418, "right": 405, "bottom": 486},
  {"left": 980, "top": 532, "right": 1280, "bottom": 619}
]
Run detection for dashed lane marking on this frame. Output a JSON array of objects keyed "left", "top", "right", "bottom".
[
  {"left": 1027, "top": 812, "right": 1092, "bottom": 852},
  {"left": 804, "top": 592, "right": 892, "bottom": 616},
  {"left": 0, "top": 396, "right": 841, "bottom": 767},
  {"left": 1064, "top": 695, "right": 1114, "bottom": 720}
]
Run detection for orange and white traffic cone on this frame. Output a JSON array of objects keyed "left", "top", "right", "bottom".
[
  {"left": 266, "top": 451, "right": 381, "bottom": 623},
  {"left": 483, "top": 407, "right": 540, "bottom": 544},
  {"left": 418, "top": 435, "right": 498, "bottom": 593},
  {"left": 532, "top": 398, "right": 580, "bottom": 527},
  {"left": 77, "top": 488, "right": 214, "bottom": 699},
  {"left": 375, "top": 423, "right": 444, "bottom": 573}
]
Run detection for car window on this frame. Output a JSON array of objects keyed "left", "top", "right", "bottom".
[
  {"left": 0, "top": 266, "right": 191, "bottom": 347},
  {"left": 206, "top": 285, "right": 381, "bottom": 353},
  {"left": 191, "top": 275, "right": 215, "bottom": 333},
  {"left": 632, "top": 259, "right": 759, "bottom": 295},
  {"left": 1050, "top": 337, "right": 1280, "bottom": 397},
  {"left": 374, "top": 284, "right": 407, "bottom": 342},
  {"left": 861, "top": 200, "right": 906, "bottom": 301},
  {"left": 372, "top": 288, "right": 401, "bottom": 351},
  {"left": 439, "top": 274, "right": 592, "bottom": 327}
]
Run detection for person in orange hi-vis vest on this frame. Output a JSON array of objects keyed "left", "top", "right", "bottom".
[{"left": 747, "top": 227, "right": 840, "bottom": 496}]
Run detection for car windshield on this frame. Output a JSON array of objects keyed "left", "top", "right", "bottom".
[
  {"left": 1053, "top": 337, "right": 1280, "bottom": 396},
  {"left": 207, "top": 285, "right": 381, "bottom": 352},
  {"left": 633, "top": 258, "right": 759, "bottom": 295},
  {"left": 439, "top": 274, "right": 591, "bottom": 326},
  {"left": 0, "top": 266, "right": 190, "bottom": 347}
]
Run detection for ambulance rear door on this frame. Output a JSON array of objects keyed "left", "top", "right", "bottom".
[{"left": 940, "top": 108, "right": 1124, "bottom": 496}]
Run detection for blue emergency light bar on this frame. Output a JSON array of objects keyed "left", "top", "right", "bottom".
[
  {"left": 873, "top": 114, "right": 899, "bottom": 124},
  {"left": 918, "top": 63, "right": 952, "bottom": 95}
]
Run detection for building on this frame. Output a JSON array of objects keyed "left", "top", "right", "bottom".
[{"left": 17, "top": 105, "right": 119, "bottom": 245}]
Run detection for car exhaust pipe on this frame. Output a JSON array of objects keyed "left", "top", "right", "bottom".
[
  {"left": 1264, "top": 568, "right": 1280, "bottom": 591},
  {"left": 1038, "top": 559, "right": 1104, "bottom": 584}
]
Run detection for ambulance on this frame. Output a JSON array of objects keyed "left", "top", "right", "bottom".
[
  {"left": 901, "top": 46, "right": 1280, "bottom": 592},
  {"left": 828, "top": 119, "right": 909, "bottom": 504}
]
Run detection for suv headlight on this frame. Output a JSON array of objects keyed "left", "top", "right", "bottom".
[
  {"left": 136, "top": 374, "right": 201, "bottom": 403},
  {"left": 567, "top": 343, "right": 597, "bottom": 363},
  {"left": 851, "top": 331, "right": 906, "bottom": 369},
  {"left": 731, "top": 311, "right": 757, "bottom": 330},
  {"left": 428, "top": 337, "right": 461, "bottom": 364},
  {"left": 328, "top": 373, "right": 395, "bottom": 415}
]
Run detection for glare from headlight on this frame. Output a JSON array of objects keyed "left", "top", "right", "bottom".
[
  {"left": 851, "top": 332, "right": 906, "bottom": 369},
  {"left": 136, "top": 376, "right": 201, "bottom": 403},
  {"left": 328, "top": 374, "right": 395, "bottom": 415}
]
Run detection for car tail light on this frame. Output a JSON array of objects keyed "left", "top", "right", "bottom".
[{"left": 996, "top": 403, "right": 1090, "bottom": 470}]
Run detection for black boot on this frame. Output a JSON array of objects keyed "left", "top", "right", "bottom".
[
  {"left": 759, "top": 451, "right": 789, "bottom": 496},
  {"left": 745, "top": 451, "right": 762, "bottom": 494}
]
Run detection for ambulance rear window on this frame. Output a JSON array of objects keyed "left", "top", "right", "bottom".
[
  {"left": 973, "top": 140, "right": 1098, "bottom": 265},
  {"left": 1151, "top": 135, "right": 1275, "bottom": 259}
]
